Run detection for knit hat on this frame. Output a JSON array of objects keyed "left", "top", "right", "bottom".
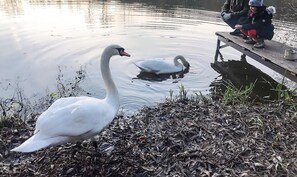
[{"left": 249, "top": 0, "right": 263, "bottom": 7}]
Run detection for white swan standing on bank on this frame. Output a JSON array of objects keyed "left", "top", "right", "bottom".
[
  {"left": 134, "top": 55, "right": 190, "bottom": 75},
  {"left": 11, "top": 44, "right": 131, "bottom": 153}
]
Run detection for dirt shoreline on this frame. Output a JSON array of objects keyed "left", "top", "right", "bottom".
[{"left": 1, "top": 98, "right": 297, "bottom": 177}]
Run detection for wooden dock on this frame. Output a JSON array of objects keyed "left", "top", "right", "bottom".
[{"left": 214, "top": 31, "right": 297, "bottom": 83}]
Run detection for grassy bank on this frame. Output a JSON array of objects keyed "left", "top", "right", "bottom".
[
  {"left": 1, "top": 92, "right": 297, "bottom": 176},
  {"left": 1, "top": 67, "right": 297, "bottom": 176}
]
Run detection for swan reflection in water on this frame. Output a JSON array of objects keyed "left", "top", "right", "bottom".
[{"left": 134, "top": 67, "right": 190, "bottom": 82}]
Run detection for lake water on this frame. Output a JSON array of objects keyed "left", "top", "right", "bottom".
[{"left": 0, "top": 0, "right": 296, "bottom": 115}]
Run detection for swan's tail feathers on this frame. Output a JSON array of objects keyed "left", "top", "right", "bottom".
[
  {"left": 133, "top": 62, "right": 142, "bottom": 70},
  {"left": 11, "top": 135, "right": 67, "bottom": 153},
  {"left": 134, "top": 63, "right": 146, "bottom": 72}
]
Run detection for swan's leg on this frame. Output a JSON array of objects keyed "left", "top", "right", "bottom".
[
  {"left": 91, "top": 137, "right": 98, "bottom": 149},
  {"left": 172, "top": 74, "right": 177, "bottom": 79}
]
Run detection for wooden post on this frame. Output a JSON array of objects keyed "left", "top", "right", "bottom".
[
  {"left": 214, "top": 38, "right": 221, "bottom": 62},
  {"left": 214, "top": 31, "right": 297, "bottom": 83},
  {"left": 241, "top": 54, "right": 247, "bottom": 62}
]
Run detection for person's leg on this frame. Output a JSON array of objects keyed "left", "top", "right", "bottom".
[
  {"left": 254, "top": 38, "right": 265, "bottom": 48},
  {"left": 237, "top": 16, "right": 249, "bottom": 38},
  {"left": 241, "top": 29, "right": 256, "bottom": 44},
  {"left": 237, "top": 16, "right": 248, "bottom": 25},
  {"left": 240, "top": 29, "right": 249, "bottom": 37},
  {"left": 225, "top": 17, "right": 243, "bottom": 35},
  {"left": 247, "top": 30, "right": 257, "bottom": 40},
  {"left": 246, "top": 30, "right": 264, "bottom": 48},
  {"left": 224, "top": 18, "right": 238, "bottom": 29}
]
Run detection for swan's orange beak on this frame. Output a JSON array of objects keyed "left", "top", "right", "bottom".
[{"left": 120, "top": 51, "right": 131, "bottom": 57}]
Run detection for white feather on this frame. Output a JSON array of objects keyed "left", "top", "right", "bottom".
[
  {"left": 134, "top": 55, "right": 190, "bottom": 75},
  {"left": 11, "top": 44, "right": 130, "bottom": 153}
]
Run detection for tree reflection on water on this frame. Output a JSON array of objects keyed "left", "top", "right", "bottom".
[{"left": 1, "top": 0, "right": 297, "bottom": 22}]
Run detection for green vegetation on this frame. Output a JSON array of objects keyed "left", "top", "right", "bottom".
[
  {"left": 220, "top": 77, "right": 297, "bottom": 110},
  {"left": 167, "top": 84, "right": 189, "bottom": 101},
  {"left": 265, "top": 76, "right": 297, "bottom": 111},
  {"left": 178, "top": 84, "right": 188, "bottom": 100},
  {"left": 194, "top": 91, "right": 209, "bottom": 103},
  {"left": 169, "top": 89, "right": 174, "bottom": 101},
  {"left": 0, "top": 116, "right": 9, "bottom": 128},
  {"left": 0, "top": 66, "right": 87, "bottom": 121},
  {"left": 55, "top": 66, "right": 86, "bottom": 98},
  {"left": 222, "top": 80, "right": 255, "bottom": 105}
]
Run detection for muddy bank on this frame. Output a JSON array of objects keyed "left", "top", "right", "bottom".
[{"left": 1, "top": 98, "right": 297, "bottom": 177}]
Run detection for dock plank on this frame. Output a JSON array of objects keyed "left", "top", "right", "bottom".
[{"left": 215, "top": 32, "right": 297, "bottom": 81}]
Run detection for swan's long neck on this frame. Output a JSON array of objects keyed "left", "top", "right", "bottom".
[
  {"left": 173, "top": 56, "right": 184, "bottom": 68},
  {"left": 101, "top": 52, "right": 119, "bottom": 109}
]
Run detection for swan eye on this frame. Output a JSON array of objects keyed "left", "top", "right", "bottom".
[
  {"left": 116, "top": 48, "right": 124, "bottom": 53},
  {"left": 116, "top": 47, "right": 130, "bottom": 57}
]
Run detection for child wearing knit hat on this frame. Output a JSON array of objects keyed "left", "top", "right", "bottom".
[{"left": 235, "top": 0, "right": 275, "bottom": 48}]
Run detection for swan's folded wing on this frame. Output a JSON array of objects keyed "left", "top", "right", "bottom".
[
  {"left": 135, "top": 59, "right": 176, "bottom": 73},
  {"left": 134, "top": 60, "right": 160, "bottom": 73},
  {"left": 35, "top": 99, "right": 111, "bottom": 137}
]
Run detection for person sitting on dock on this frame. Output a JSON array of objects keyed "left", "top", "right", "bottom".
[
  {"left": 221, "top": 0, "right": 250, "bottom": 36},
  {"left": 234, "top": 0, "right": 275, "bottom": 48}
]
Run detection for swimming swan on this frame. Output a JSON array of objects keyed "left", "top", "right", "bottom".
[
  {"left": 11, "top": 44, "right": 130, "bottom": 153},
  {"left": 134, "top": 55, "right": 190, "bottom": 75}
]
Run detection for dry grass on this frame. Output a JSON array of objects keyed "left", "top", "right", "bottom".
[{"left": 1, "top": 97, "right": 297, "bottom": 177}]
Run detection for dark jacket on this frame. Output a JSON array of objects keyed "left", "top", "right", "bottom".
[
  {"left": 222, "top": 0, "right": 249, "bottom": 18},
  {"left": 241, "top": 6, "right": 274, "bottom": 40}
]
